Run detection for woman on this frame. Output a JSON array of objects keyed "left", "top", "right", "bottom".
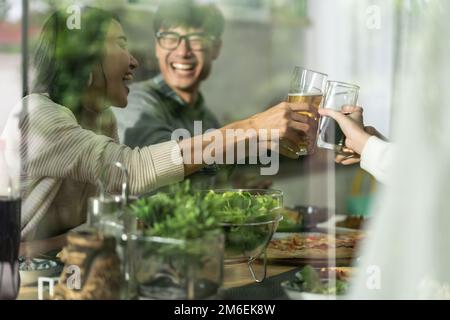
[
  {"left": 323, "top": 1, "right": 450, "bottom": 299},
  {"left": 1, "top": 7, "right": 316, "bottom": 249}
]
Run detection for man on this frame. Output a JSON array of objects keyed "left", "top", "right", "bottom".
[
  {"left": 114, "top": 0, "right": 224, "bottom": 148},
  {"left": 114, "top": 1, "right": 310, "bottom": 189},
  {"left": 114, "top": 0, "right": 228, "bottom": 187}
]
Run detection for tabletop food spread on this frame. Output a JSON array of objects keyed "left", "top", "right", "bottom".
[{"left": 15, "top": 182, "right": 367, "bottom": 300}]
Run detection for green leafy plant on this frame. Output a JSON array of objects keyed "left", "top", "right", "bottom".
[
  {"left": 129, "top": 181, "right": 281, "bottom": 239},
  {"left": 203, "top": 190, "right": 280, "bottom": 224},
  {"left": 130, "top": 181, "right": 217, "bottom": 239},
  {"left": 128, "top": 181, "right": 282, "bottom": 258}
]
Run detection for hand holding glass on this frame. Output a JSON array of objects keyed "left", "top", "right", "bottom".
[
  {"left": 280, "top": 66, "right": 328, "bottom": 159},
  {"left": 317, "top": 81, "right": 360, "bottom": 154}
]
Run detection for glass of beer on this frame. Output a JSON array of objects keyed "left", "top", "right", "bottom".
[
  {"left": 281, "top": 66, "right": 328, "bottom": 159},
  {"left": 317, "top": 81, "right": 360, "bottom": 154}
]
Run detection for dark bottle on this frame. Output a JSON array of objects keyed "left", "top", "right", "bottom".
[{"left": 0, "top": 139, "right": 21, "bottom": 300}]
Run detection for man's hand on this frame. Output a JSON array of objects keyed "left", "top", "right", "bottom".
[
  {"left": 179, "top": 101, "right": 319, "bottom": 176},
  {"left": 249, "top": 101, "right": 319, "bottom": 150}
]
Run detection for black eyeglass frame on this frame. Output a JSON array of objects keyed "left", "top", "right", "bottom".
[{"left": 155, "top": 31, "right": 217, "bottom": 51}]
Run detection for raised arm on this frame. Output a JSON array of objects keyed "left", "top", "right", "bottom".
[
  {"left": 318, "top": 107, "right": 392, "bottom": 183},
  {"left": 180, "top": 101, "right": 319, "bottom": 176}
]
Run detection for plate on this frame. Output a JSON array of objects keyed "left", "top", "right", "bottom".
[
  {"left": 316, "top": 215, "right": 368, "bottom": 231},
  {"left": 19, "top": 258, "right": 63, "bottom": 287},
  {"left": 281, "top": 268, "right": 351, "bottom": 300},
  {"left": 315, "top": 214, "right": 347, "bottom": 229},
  {"left": 276, "top": 206, "right": 332, "bottom": 232},
  {"left": 281, "top": 280, "right": 345, "bottom": 300}
]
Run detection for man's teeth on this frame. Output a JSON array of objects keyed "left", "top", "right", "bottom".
[{"left": 172, "top": 63, "right": 194, "bottom": 70}]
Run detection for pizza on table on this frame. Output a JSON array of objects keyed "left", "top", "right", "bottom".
[{"left": 267, "top": 232, "right": 365, "bottom": 259}]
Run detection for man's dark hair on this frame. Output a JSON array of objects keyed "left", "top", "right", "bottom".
[
  {"left": 33, "top": 7, "right": 119, "bottom": 113},
  {"left": 153, "top": 0, "right": 225, "bottom": 38}
]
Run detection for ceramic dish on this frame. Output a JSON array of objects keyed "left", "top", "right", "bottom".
[{"left": 19, "top": 258, "right": 63, "bottom": 286}]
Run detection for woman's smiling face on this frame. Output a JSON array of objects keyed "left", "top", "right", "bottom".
[{"left": 92, "top": 20, "right": 139, "bottom": 108}]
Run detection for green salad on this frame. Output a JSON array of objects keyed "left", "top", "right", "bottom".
[
  {"left": 130, "top": 182, "right": 216, "bottom": 239},
  {"left": 129, "top": 181, "right": 282, "bottom": 254}
]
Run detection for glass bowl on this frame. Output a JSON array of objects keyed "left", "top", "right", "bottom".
[{"left": 207, "top": 189, "right": 283, "bottom": 282}]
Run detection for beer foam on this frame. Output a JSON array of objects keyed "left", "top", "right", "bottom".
[{"left": 288, "top": 92, "right": 322, "bottom": 97}]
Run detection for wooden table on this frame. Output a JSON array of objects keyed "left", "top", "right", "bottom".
[
  {"left": 18, "top": 286, "right": 40, "bottom": 300},
  {"left": 18, "top": 262, "right": 296, "bottom": 300},
  {"left": 223, "top": 261, "right": 296, "bottom": 289}
]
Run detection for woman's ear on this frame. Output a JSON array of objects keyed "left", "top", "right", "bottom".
[
  {"left": 88, "top": 62, "right": 106, "bottom": 89},
  {"left": 87, "top": 72, "right": 93, "bottom": 87},
  {"left": 211, "top": 39, "right": 222, "bottom": 60}
]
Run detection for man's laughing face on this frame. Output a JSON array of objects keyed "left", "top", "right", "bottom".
[{"left": 155, "top": 26, "right": 220, "bottom": 95}]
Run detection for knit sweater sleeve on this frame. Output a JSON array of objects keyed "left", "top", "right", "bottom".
[{"left": 20, "top": 95, "right": 184, "bottom": 195}]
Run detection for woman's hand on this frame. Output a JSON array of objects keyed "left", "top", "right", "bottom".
[{"left": 318, "top": 106, "right": 371, "bottom": 165}]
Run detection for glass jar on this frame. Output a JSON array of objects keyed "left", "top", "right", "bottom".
[{"left": 129, "top": 229, "right": 224, "bottom": 300}]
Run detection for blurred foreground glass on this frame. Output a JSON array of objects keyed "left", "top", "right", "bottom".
[
  {"left": 129, "top": 230, "right": 224, "bottom": 300},
  {"left": 87, "top": 195, "right": 139, "bottom": 299},
  {"left": 0, "top": 140, "right": 21, "bottom": 300},
  {"left": 0, "top": 201, "right": 21, "bottom": 300},
  {"left": 317, "top": 81, "right": 360, "bottom": 154},
  {"left": 281, "top": 66, "right": 328, "bottom": 159},
  {"left": 53, "top": 230, "right": 121, "bottom": 300},
  {"left": 88, "top": 196, "right": 124, "bottom": 237}
]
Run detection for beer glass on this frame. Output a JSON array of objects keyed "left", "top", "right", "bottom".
[
  {"left": 317, "top": 81, "right": 360, "bottom": 154},
  {"left": 281, "top": 66, "right": 328, "bottom": 159}
]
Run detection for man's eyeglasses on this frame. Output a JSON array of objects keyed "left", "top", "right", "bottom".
[{"left": 155, "top": 31, "right": 216, "bottom": 51}]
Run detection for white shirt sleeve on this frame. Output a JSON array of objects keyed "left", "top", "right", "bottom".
[{"left": 360, "top": 136, "right": 393, "bottom": 184}]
